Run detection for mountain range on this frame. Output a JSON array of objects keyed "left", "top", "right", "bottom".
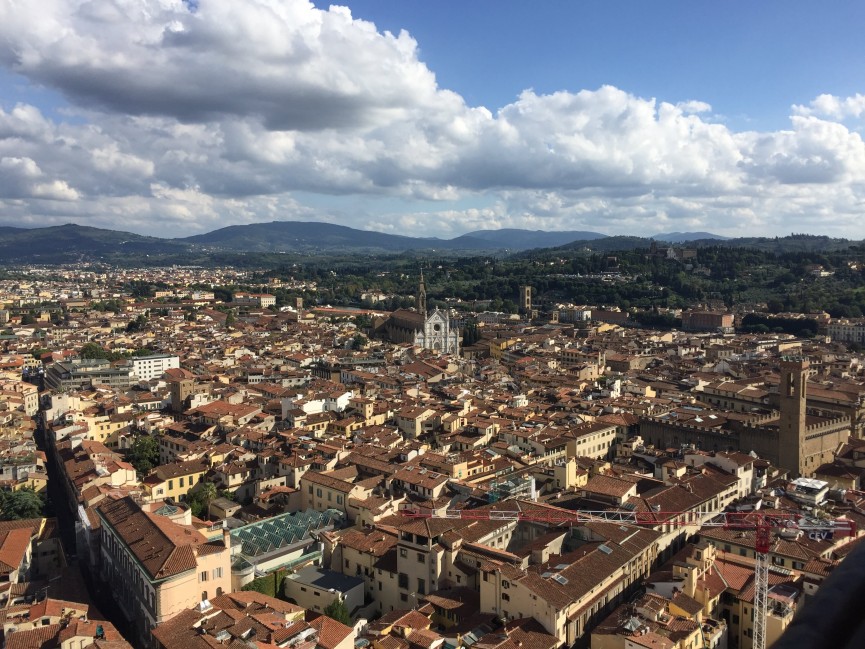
[{"left": 0, "top": 221, "right": 852, "bottom": 263}]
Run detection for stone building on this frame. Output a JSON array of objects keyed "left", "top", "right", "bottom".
[
  {"left": 640, "top": 357, "right": 849, "bottom": 477},
  {"left": 380, "top": 271, "right": 459, "bottom": 355}
]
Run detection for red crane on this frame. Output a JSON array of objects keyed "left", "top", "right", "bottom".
[{"left": 398, "top": 504, "right": 856, "bottom": 649}]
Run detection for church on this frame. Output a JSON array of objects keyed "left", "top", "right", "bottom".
[{"left": 380, "top": 270, "right": 460, "bottom": 355}]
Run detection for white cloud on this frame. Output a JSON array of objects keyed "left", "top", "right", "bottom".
[
  {"left": 0, "top": 1, "right": 864, "bottom": 238},
  {"left": 0, "top": 156, "right": 79, "bottom": 200},
  {"left": 793, "top": 93, "right": 865, "bottom": 120}
]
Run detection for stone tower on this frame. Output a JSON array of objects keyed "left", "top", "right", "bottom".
[
  {"left": 416, "top": 269, "right": 427, "bottom": 317},
  {"left": 777, "top": 356, "right": 808, "bottom": 477},
  {"left": 519, "top": 285, "right": 532, "bottom": 313}
]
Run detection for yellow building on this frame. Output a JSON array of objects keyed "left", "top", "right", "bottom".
[{"left": 142, "top": 458, "right": 211, "bottom": 502}]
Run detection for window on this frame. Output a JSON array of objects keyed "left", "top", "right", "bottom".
[
  {"left": 200, "top": 571, "right": 208, "bottom": 582},
  {"left": 400, "top": 593, "right": 408, "bottom": 602},
  {"left": 345, "top": 559, "right": 350, "bottom": 568},
  {"left": 417, "top": 578, "right": 425, "bottom": 595},
  {"left": 308, "top": 485, "right": 313, "bottom": 494},
  {"left": 502, "top": 593, "right": 510, "bottom": 601},
  {"left": 328, "top": 492, "right": 332, "bottom": 501},
  {"left": 317, "top": 488, "right": 322, "bottom": 497},
  {"left": 400, "top": 548, "right": 408, "bottom": 558},
  {"left": 417, "top": 552, "right": 425, "bottom": 563},
  {"left": 168, "top": 480, "right": 174, "bottom": 490},
  {"left": 213, "top": 567, "right": 223, "bottom": 579},
  {"left": 398, "top": 573, "right": 409, "bottom": 589},
  {"left": 179, "top": 477, "right": 185, "bottom": 487},
  {"left": 337, "top": 495, "right": 343, "bottom": 505},
  {"left": 502, "top": 580, "right": 510, "bottom": 589}
]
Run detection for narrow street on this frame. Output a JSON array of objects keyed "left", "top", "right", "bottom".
[{"left": 36, "top": 410, "right": 138, "bottom": 647}]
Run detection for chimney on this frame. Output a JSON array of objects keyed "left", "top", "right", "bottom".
[{"left": 222, "top": 526, "right": 231, "bottom": 549}]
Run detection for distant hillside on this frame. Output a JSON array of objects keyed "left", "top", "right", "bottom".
[
  {"left": 653, "top": 231, "right": 729, "bottom": 242},
  {"left": 0, "top": 222, "right": 859, "bottom": 265},
  {"left": 556, "top": 236, "right": 655, "bottom": 252},
  {"left": 459, "top": 228, "right": 607, "bottom": 250},
  {"left": 0, "top": 223, "right": 186, "bottom": 262},
  {"left": 551, "top": 234, "right": 859, "bottom": 255},
  {"left": 180, "top": 221, "right": 498, "bottom": 252},
  {"left": 697, "top": 235, "right": 856, "bottom": 253}
]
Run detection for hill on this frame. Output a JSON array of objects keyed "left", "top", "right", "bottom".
[
  {"left": 180, "top": 221, "right": 497, "bottom": 252},
  {"left": 0, "top": 223, "right": 187, "bottom": 262},
  {"left": 458, "top": 228, "right": 607, "bottom": 250},
  {"left": 652, "top": 231, "right": 729, "bottom": 242},
  {"left": 0, "top": 222, "right": 859, "bottom": 265}
]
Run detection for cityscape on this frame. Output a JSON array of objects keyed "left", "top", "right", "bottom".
[
  {"left": 0, "top": 251, "right": 862, "bottom": 649},
  {"left": 2, "top": 2, "right": 865, "bottom": 649}
]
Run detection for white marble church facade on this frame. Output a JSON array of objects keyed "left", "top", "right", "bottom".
[{"left": 414, "top": 307, "right": 460, "bottom": 355}]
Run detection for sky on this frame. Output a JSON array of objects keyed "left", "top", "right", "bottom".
[{"left": 1, "top": 1, "right": 865, "bottom": 240}]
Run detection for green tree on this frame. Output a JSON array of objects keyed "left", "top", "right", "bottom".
[
  {"left": 323, "top": 599, "right": 351, "bottom": 625},
  {"left": 188, "top": 481, "right": 218, "bottom": 519},
  {"left": 462, "top": 323, "right": 481, "bottom": 346},
  {"left": 127, "top": 435, "right": 160, "bottom": 475},
  {"left": 0, "top": 488, "right": 45, "bottom": 520},
  {"left": 126, "top": 314, "right": 148, "bottom": 332},
  {"left": 201, "top": 480, "right": 217, "bottom": 504},
  {"left": 185, "top": 483, "right": 217, "bottom": 520},
  {"left": 20, "top": 313, "right": 36, "bottom": 325},
  {"left": 80, "top": 342, "right": 108, "bottom": 359}
]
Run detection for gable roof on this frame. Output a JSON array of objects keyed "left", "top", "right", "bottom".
[{"left": 97, "top": 496, "right": 214, "bottom": 580}]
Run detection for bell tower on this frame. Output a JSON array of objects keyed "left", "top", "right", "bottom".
[
  {"left": 777, "top": 356, "right": 808, "bottom": 477},
  {"left": 416, "top": 269, "right": 427, "bottom": 317}
]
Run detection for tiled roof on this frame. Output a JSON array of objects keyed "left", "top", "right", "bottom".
[
  {"left": 309, "top": 614, "right": 353, "bottom": 649},
  {"left": 97, "top": 496, "right": 212, "bottom": 580},
  {"left": 0, "top": 528, "right": 33, "bottom": 574}
]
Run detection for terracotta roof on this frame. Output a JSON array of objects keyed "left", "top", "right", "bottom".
[
  {"left": 309, "top": 614, "right": 353, "bottom": 649},
  {"left": 97, "top": 496, "right": 215, "bottom": 580},
  {"left": 0, "top": 528, "right": 33, "bottom": 574}
]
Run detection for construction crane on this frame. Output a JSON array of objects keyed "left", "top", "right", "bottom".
[{"left": 398, "top": 505, "right": 856, "bottom": 649}]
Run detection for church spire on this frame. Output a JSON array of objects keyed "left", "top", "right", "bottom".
[{"left": 417, "top": 268, "right": 427, "bottom": 317}]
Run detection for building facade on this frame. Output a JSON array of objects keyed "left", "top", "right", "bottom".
[
  {"left": 131, "top": 354, "right": 180, "bottom": 382},
  {"left": 96, "top": 496, "right": 232, "bottom": 647}
]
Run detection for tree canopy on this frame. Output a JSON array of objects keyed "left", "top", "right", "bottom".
[
  {"left": 323, "top": 599, "right": 351, "bottom": 625},
  {"left": 127, "top": 435, "right": 160, "bottom": 475},
  {"left": 0, "top": 488, "right": 45, "bottom": 521}
]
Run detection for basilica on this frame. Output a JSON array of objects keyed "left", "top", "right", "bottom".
[{"left": 380, "top": 270, "right": 460, "bottom": 355}]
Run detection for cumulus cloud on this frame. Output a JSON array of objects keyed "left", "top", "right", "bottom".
[
  {"left": 0, "top": 156, "right": 79, "bottom": 200},
  {"left": 0, "top": 0, "right": 864, "bottom": 238},
  {"left": 793, "top": 93, "right": 865, "bottom": 120},
  {"left": 0, "top": 0, "right": 438, "bottom": 131}
]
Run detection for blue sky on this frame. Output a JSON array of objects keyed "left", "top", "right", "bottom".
[
  {"left": 1, "top": 0, "right": 864, "bottom": 239},
  {"left": 320, "top": 1, "right": 865, "bottom": 130}
]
